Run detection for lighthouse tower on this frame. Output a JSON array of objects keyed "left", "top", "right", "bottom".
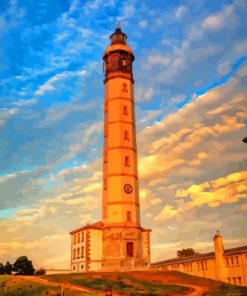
[
  {"left": 69, "top": 27, "right": 151, "bottom": 273},
  {"left": 101, "top": 27, "right": 151, "bottom": 270}
]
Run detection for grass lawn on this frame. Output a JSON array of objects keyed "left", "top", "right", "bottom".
[
  {"left": 0, "top": 275, "right": 60, "bottom": 296},
  {"left": 0, "top": 275, "right": 99, "bottom": 296},
  {"left": 43, "top": 272, "right": 189, "bottom": 295},
  {"left": 2, "top": 271, "right": 247, "bottom": 295}
]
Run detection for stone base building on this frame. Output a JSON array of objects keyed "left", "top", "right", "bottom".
[{"left": 70, "top": 221, "right": 151, "bottom": 272}]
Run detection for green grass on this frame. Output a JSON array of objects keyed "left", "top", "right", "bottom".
[
  {"left": 0, "top": 275, "right": 99, "bottom": 296},
  {"left": 37, "top": 271, "right": 247, "bottom": 296},
  {"left": 43, "top": 272, "right": 189, "bottom": 295},
  {"left": 208, "top": 283, "right": 247, "bottom": 296},
  {"left": 0, "top": 276, "right": 60, "bottom": 296}
]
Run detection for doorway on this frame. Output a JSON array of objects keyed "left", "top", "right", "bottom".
[{"left": 126, "top": 242, "right": 134, "bottom": 257}]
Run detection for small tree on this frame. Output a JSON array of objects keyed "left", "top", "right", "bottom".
[
  {"left": 0, "top": 263, "right": 5, "bottom": 275},
  {"left": 35, "top": 268, "right": 46, "bottom": 275},
  {"left": 5, "top": 261, "right": 12, "bottom": 275},
  {"left": 177, "top": 248, "right": 197, "bottom": 258},
  {"left": 13, "top": 256, "right": 35, "bottom": 275}
]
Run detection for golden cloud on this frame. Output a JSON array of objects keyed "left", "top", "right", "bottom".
[{"left": 182, "top": 170, "right": 247, "bottom": 209}]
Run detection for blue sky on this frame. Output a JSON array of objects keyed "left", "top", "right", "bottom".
[{"left": 0, "top": 0, "right": 247, "bottom": 268}]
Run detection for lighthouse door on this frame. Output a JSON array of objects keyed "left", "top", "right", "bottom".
[{"left": 126, "top": 242, "right": 134, "bottom": 257}]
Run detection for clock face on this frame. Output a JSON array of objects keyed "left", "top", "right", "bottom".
[{"left": 124, "top": 184, "right": 132, "bottom": 194}]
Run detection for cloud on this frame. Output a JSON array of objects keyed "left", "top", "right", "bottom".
[
  {"left": 0, "top": 107, "right": 19, "bottom": 126},
  {"left": 139, "top": 20, "right": 148, "bottom": 28},
  {"left": 137, "top": 64, "right": 247, "bottom": 185},
  {"left": 35, "top": 70, "right": 87, "bottom": 96},
  {"left": 175, "top": 6, "right": 188, "bottom": 20},
  {"left": 144, "top": 54, "right": 170, "bottom": 69},
  {"left": 153, "top": 205, "right": 181, "bottom": 223},
  {"left": 135, "top": 86, "right": 154, "bottom": 102},
  {"left": 12, "top": 98, "right": 37, "bottom": 107},
  {"left": 202, "top": 5, "right": 234, "bottom": 31},
  {"left": 187, "top": 170, "right": 247, "bottom": 209},
  {"left": 84, "top": 0, "right": 102, "bottom": 12}
]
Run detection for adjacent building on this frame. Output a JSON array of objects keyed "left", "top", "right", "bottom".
[
  {"left": 70, "top": 27, "right": 151, "bottom": 272},
  {"left": 152, "top": 231, "right": 247, "bottom": 286}
]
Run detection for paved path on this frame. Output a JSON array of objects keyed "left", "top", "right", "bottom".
[{"left": 178, "top": 283, "right": 208, "bottom": 296}]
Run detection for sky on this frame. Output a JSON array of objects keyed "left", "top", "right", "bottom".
[{"left": 0, "top": 0, "right": 247, "bottom": 269}]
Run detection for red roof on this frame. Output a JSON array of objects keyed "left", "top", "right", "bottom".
[{"left": 69, "top": 221, "right": 103, "bottom": 234}]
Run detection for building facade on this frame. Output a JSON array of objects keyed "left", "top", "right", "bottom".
[
  {"left": 70, "top": 28, "right": 151, "bottom": 272},
  {"left": 152, "top": 231, "right": 247, "bottom": 286}
]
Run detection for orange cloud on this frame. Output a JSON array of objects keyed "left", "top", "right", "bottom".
[{"left": 180, "top": 170, "right": 247, "bottom": 209}]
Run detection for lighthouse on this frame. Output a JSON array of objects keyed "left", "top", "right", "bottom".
[
  {"left": 101, "top": 27, "right": 151, "bottom": 270},
  {"left": 70, "top": 27, "right": 151, "bottom": 272}
]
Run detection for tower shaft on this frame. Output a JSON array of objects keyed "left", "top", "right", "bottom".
[
  {"left": 101, "top": 28, "right": 151, "bottom": 270},
  {"left": 103, "top": 73, "right": 140, "bottom": 226}
]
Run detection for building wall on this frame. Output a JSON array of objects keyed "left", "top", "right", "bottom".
[
  {"left": 142, "top": 230, "right": 151, "bottom": 267},
  {"left": 71, "top": 229, "right": 87, "bottom": 273},
  {"left": 88, "top": 229, "right": 103, "bottom": 271},
  {"left": 152, "top": 253, "right": 247, "bottom": 286},
  {"left": 224, "top": 254, "right": 247, "bottom": 286}
]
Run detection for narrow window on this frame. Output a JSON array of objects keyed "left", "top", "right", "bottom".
[
  {"left": 236, "top": 256, "right": 239, "bottom": 265},
  {"left": 127, "top": 211, "right": 131, "bottom": 221},
  {"left": 201, "top": 262, "right": 204, "bottom": 270},
  {"left": 123, "top": 105, "right": 128, "bottom": 115},
  {"left": 73, "top": 234, "right": 76, "bottom": 245},
  {"left": 104, "top": 152, "right": 107, "bottom": 163},
  {"left": 226, "top": 258, "right": 229, "bottom": 266},
  {"left": 124, "top": 130, "right": 129, "bottom": 141},
  {"left": 227, "top": 277, "right": 231, "bottom": 284},
  {"left": 204, "top": 261, "right": 207, "bottom": 270},
  {"left": 73, "top": 249, "right": 76, "bottom": 260},
  {"left": 197, "top": 262, "right": 200, "bottom": 270},
  {"left": 77, "top": 233, "right": 80, "bottom": 243},
  {"left": 104, "top": 179, "right": 107, "bottom": 189},
  {"left": 81, "top": 264, "right": 84, "bottom": 270},
  {"left": 81, "top": 246, "right": 84, "bottom": 258},
  {"left": 238, "top": 277, "right": 242, "bottom": 285},
  {"left": 126, "top": 242, "right": 134, "bottom": 257},
  {"left": 231, "top": 257, "right": 234, "bottom": 265},
  {"left": 123, "top": 83, "right": 128, "bottom": 92},
  {"left": 125, "top": 156, "right": 130, "bottom": 167},
  {"left": 77, "top": 248, "right": 80, "bottom": 259},
  {"left": 190, "top": 263, "right": 192, "bottom": 271}
]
